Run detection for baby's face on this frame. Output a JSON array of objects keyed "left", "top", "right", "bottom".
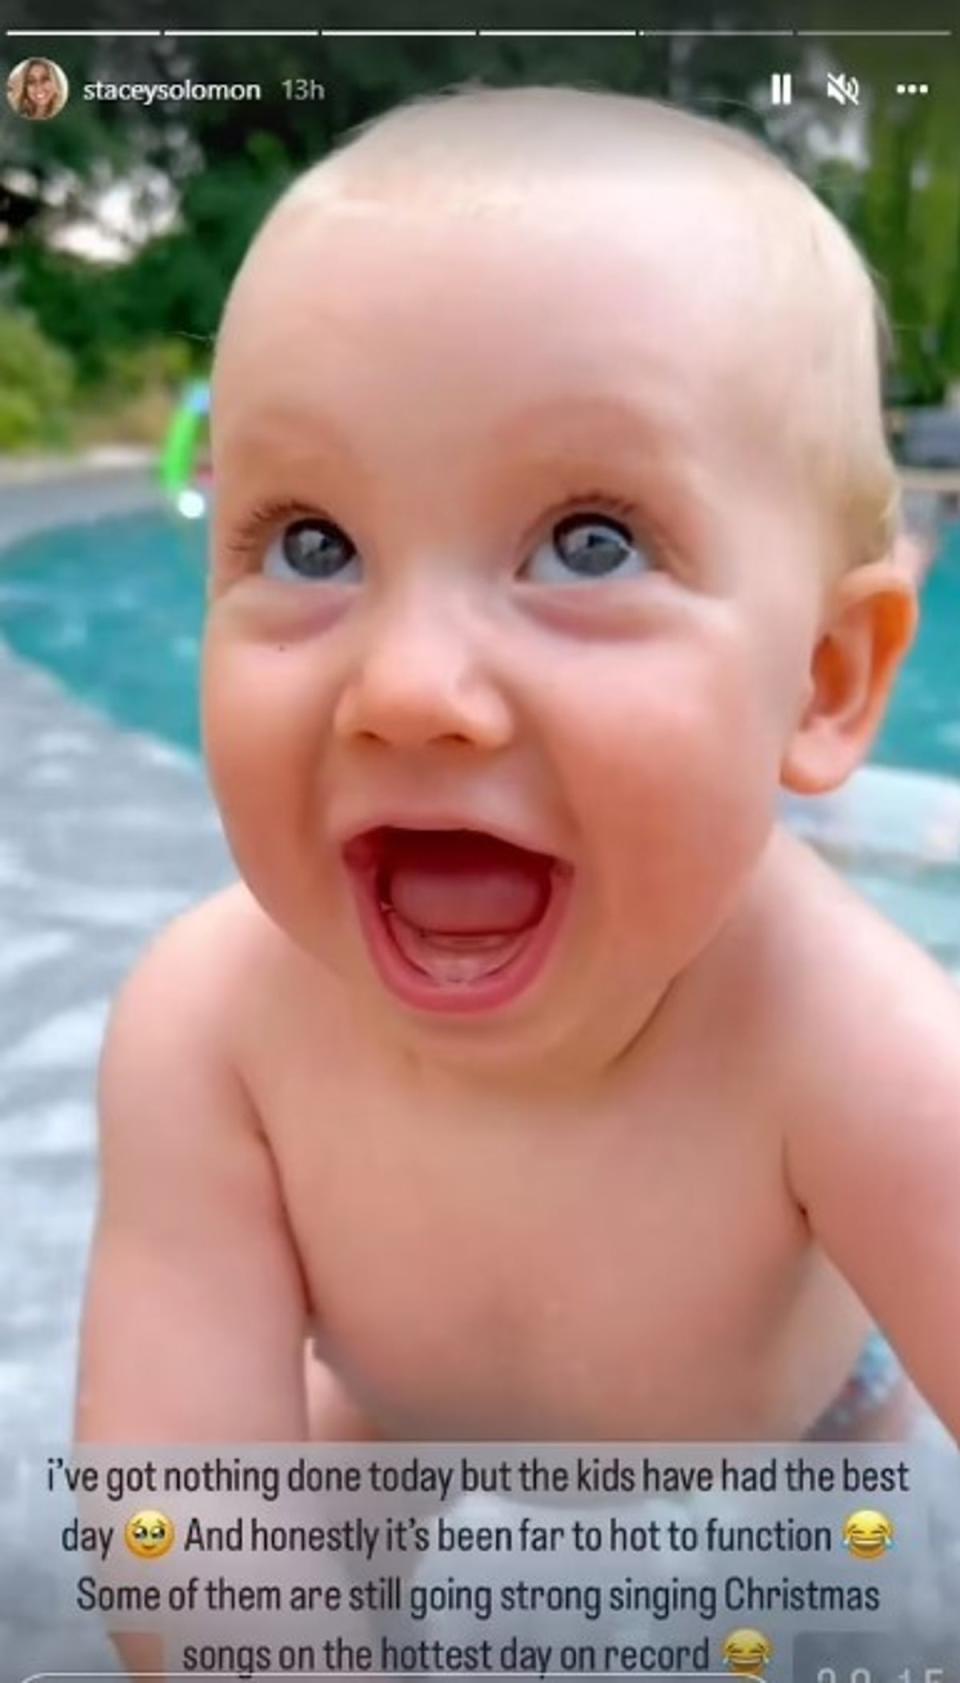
[{"left": 206, "top": 174, "right": 828, "bottom": 1076}]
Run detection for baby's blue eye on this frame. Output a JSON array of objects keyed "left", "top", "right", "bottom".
[
  {"left": 264, "top": 518, "right": 359, "bottom": 582},
  {"left": 526, "top": 513, "right": 649, "bottom": 583}
]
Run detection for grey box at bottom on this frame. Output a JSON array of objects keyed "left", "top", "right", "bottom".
[{"left": 793, "top": 1631, "right": 957, "bottom": 1682}]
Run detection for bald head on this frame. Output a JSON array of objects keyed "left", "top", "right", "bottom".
[
  {"left": 218, "top": 84, "right": 899, "bottom": 569},
  {"left": 281, "top": 83, "right": 786, "bottom": 209}
]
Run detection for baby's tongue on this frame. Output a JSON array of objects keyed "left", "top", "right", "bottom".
[{"left": 382, "top": 829, "right": 550, "bottom": 934}]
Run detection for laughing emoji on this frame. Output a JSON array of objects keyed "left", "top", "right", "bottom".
[
  {"left": 722, "top": 1628, "right": 773, "bottom": 1677},
  {"left": 843, "top": 1508, "right": 894, "bottom": 1560}
]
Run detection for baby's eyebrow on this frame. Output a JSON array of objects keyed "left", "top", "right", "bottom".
[
  {"left": 489, "top": 389, "right": 693, "bottom": 460},
  {"left": 215, "top": 404, "right": 361, "bottom": 476},
  {"left": 213, "top": 383, "right": 709, "bottom": 538}
]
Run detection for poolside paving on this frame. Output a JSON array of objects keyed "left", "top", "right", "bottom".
[
  {"left": 0, "top": 464, "right": 233, "bottom": 1674},
  {"left": 2, "top": 469, "right": 959, "bottom": 1675},
  {"left": 0, "top": 637, "right": 233, "bottom": 1676}
]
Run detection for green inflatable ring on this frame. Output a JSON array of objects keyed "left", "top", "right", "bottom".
[{"left": 160, "top": 381, "right": 210, "bottom": 513}]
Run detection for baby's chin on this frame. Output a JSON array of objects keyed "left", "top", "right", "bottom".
[
  {"left": 231, "top": 796, "right": 776, "bottom": 1081},
  {"left": 289, "top": 891, "right": 723, "bottom": 1089}
]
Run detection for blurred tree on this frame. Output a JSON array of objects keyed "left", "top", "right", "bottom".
[
  {"left": 0, "top": 308, "right": 73, "bottom": 447},
  {"left": 1, "top": 12, "right": 956, "bottom": 408},
  {"left": 813, "top": 33, "right": 960, "bottom": 401},
  {"left": 1, "top": 29, "right": 807, "bottom": 348}
]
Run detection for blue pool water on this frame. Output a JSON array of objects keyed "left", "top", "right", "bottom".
[
  {"left": 1, "top": 507, "right": 959, "bottom": 774},
  {"left": 0, "top": 508, "right": 207, "bottom": 753}
]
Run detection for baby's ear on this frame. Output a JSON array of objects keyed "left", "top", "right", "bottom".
[{"left": 780, "top": 557, "right": 917, "bottom": 795}]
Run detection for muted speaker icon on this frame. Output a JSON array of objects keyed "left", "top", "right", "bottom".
[{"left": 827, "top": 71, "right": 860, "bottom": 105}]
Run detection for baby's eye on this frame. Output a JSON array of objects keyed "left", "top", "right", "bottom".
[
  {"left": 263, "top": 517, "right": 359, "bottom": 583},
  {"left": 525, "top": 513, "right": 650, "bottom": 584}
]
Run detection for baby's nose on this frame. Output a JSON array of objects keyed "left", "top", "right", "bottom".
[{"left": 332, "top": 602, "right": 514, "bottom": 752}]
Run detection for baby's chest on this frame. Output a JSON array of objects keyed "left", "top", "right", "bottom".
[{"left": 272, "top": 1079, "right": 804, "bottom": 1431}]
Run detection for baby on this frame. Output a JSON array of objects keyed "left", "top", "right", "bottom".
[{"left": 76, "top": 86, "right": 960, "bottom": 1481}]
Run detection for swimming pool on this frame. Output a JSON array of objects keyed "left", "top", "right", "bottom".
[
  {"left": 0, "top": 508, "right": 207, "bottom": 754},
  {"left": 1, "top": 506, "right": 959, "bottom": 975}
]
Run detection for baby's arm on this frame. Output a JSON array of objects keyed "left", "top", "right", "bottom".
[
  {"left": 786, "top": 970, "right": 960, "bottom": 1441},
  {"left": 74, "top": 910, "right": 311, "bottom": 1673}
]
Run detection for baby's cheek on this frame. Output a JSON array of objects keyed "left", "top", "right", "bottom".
[
  {"left": 202, "top": 627, "right": 327, "bottom": 924},
  {"left": 562, "top": 642, "right": 781, "bottom": 952}
]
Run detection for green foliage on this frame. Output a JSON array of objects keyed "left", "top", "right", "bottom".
[
  {"left": 814, "top": 36, "right": 960, "bottom": 404},
  {"left": 2, "top": 29, "right": 959, "bottom": 430},
  {"left": 13, "top": 246, "right": 124, "bottom": 384},
  {"left": 97, "top": 337, "right": 194, "bottom": 397},
  {"left": 72, "top": 336, "right": 195, "bottom": 445},
  {"left": 116, "top": 147, "right": 295, "bottom": 348},
  {"left": 0, "top": 309, "right": 74, "bottom": 449}
]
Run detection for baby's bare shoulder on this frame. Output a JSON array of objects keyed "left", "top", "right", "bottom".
[
  {"left": 106, "top": 882, "right": 292, "bottom": 1082},
  {"left": 149, "top": 878, "right": 271, "bottom": 956},
  {"left": 756, "top": 830, "right": 960, "bottom": 1121},
  {"left": 96, "top": 882, "right": 309, "bottom": 1220},
  {"left": 766, "top": 837, "right": 960, "bottom": 1428}
]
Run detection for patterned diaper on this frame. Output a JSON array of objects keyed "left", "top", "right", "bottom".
[{"left": 807, "top": 1328, "right": 903, "bottom": 1439}]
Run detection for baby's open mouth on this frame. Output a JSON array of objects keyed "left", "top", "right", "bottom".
[{"left": 342, "top": 825, "right": 571, "bottom": 997}]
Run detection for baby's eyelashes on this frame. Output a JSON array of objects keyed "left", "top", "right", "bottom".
[{"left": 228, "top": 498, "right": 655, "bottom": 589}]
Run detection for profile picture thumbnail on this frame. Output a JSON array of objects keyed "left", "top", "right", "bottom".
[{"left": 7, "top": 57, "right": 70, "bottom": 121}]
